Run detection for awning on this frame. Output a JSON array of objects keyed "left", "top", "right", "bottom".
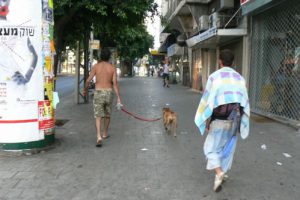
[
  {"left": 158, "top": 41, "right": 168, "bottom": 53},
  {"left": 241, "top": 0, "right": 273, "bottom": 16},
  {"left": 186, "top": 27, "right": 247, "bottom": 48},
  {"left": 158, "top": 32, "right": 180, "bottom": 53}
]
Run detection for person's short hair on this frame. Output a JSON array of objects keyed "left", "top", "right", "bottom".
[
  {"left": 219, "top": 49, "right": 234, "bottom": 66},
  {"left": 100, "top": 48, "right": 111, "bottom": 61}
]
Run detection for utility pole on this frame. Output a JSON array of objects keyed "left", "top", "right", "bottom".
[{"left": 74, "top": 41, "right": 80, "bottom": 104}]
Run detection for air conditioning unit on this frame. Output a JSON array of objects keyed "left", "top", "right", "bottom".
[
  {"left": 199, "top": 15, "right": 209, "bottom": 32},
  {"left": 220, "top": 0, "right": 234, "bottom": 10},
  {"left": 209, "top": 12, "right": 237, "bottom": 28}
]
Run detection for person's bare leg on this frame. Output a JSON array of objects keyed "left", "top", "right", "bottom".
[
  {"left": 215, "top": 167, "right": 223, "bottom": 176},
  {"left": 103, "top": 117, "right": 110, "bottom": 138},
  {"left": 96, "top": 117, "right": 102, "bottom": 142}
]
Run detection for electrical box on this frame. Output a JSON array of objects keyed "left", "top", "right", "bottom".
[
  {"left": 220, "top": 0, "right": 234, "bottom": 10},
  {"left": 199, "top": 15, "right": 209, "bottom": 32}
]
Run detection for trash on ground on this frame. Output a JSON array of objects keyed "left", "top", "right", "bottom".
[
  {"left": 166, "top": 103, "right": 170, "bottom": 106},
  {"left": 152, "top": 131, "right": 162, "bottom": 135},
  {"left": 283, "top": 153, "right": 292, "bottom": 158},
  {"left": 276, "top": 162, "right": 282, "bottom": 166},
  {"left": 152, "top": 104, "right": 156, "bottom": 107},
  {"left": 141, "top": 148, "right": 148, "bottom": 151},
  {"left": 261, "top": 144, "right": 267, "bottom": 150}
]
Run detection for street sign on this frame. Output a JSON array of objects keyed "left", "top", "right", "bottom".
[
  {"left": 150, "top": 50, "right": 165, "bottom": 56},
  {"left": 90, "top": 40, "right": 100, "bottom": 50}
]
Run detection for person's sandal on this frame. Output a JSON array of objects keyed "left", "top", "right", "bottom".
[
  {"left": 96, "top": 139, "right": 102, "bottom": 147},
  {"left": 102, "top": 135, "right": 110, "bottom": 139},
  {"left": 213, "top": 172, "right": 225, "bottom": 192}
]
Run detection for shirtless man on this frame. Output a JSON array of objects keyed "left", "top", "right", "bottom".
[{"left": 83, "top": 48, "right": 122, "bottom": 147}]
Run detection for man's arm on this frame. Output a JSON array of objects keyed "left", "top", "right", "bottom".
[
  {"left": 83, "top": 67, "right": 96, "bottom": 96},
  {"left": 112, "top": 68, "right": 121, "bottom": 103}
]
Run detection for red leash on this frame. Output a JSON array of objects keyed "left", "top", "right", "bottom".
[{"left": 121, "top": 107, "right": 162, "bottom": 122}]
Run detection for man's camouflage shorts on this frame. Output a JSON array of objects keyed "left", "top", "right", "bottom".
[{"left": 93, "top": 89, "right": 113, "bottom": 118}]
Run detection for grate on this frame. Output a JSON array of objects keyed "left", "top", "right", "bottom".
[{"left": 249, "top": 0, "right": 300, "bottom": 124}]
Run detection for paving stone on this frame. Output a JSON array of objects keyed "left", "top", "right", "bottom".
[
  {"left": 0, "top": 77, "right": 300, "bottom": 199},
  {"left": 0, "top": 171, "right": 17, "bottom": 179}
]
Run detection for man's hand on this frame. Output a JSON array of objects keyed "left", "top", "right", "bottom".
[
  {"left": 83, "top": 89, "right": 87, "bottom": 97},
  {"left": 205, "top": 119, "right": 211, "bottom": 133},
  {"left": 116, "top": 103, "right": 123, "bottom": 111}
]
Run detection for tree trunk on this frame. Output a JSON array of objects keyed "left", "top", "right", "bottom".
[
  {"left": 53, "top": 7, "right": 78, "bottom": 78},
  {"left": 126, "top": 60, "right": 133, "bottom": 76},
  {"left": 83, "top": 30, "right": 90, "bottom": 103}
]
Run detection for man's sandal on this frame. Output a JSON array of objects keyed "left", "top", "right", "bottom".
[
  {"left": 102, "top": 135, "right": 110, "bottom": 139},
  {"left": 96, "top": 139, "right": 102, "bottom": 147}
]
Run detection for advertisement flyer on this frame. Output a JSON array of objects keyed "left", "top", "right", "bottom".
[
  {"left": 38, "top": 100, "right": 54, "bottom": 131},
  {"left": 0, "top": 0, "right": 44, "bottom": 143}
]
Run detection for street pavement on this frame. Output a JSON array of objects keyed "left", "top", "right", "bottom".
[{"left": 0, "top": 76, "right": 300, "bottom": 200}]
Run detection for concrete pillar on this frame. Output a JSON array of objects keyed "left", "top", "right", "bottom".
[{"left": 243, "top": 35, "right": 250, "bottom": 87}]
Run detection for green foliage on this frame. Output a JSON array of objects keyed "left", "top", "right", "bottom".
[
  {"left": 116, "top": 24, "right": 154, "bottom": 60},
  {"left": 54, "top": 0, "right": 157, "bottom": 60}
]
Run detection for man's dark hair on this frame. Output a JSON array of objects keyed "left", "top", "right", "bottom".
[
  {"left": 219, "top": 49, "right": 234, "bottom": 66},
  {"left": 100, "top": 48, "right": 111, "bottom": 61}
]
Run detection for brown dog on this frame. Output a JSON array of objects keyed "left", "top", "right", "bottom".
[{"left": 162, "top": 107, "right": 178, "bottom": 137}]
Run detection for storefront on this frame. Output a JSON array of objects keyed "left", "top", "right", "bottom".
[
  {"left": 187, "top": 27, "right": 247, "bottom": 91},
  {"left": 167, "top": 44, "right": 184, "bottom": 84},
  {"left": 246, "top": 0, "right": 300, "bottom": 124}
]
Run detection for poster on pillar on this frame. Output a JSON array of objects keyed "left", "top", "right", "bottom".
[
  {"left": 0, "top": 0, "right": 44, "bottom": 143},
  {"left": 38, "top": 100, "right": 54, "bottom": 131}
]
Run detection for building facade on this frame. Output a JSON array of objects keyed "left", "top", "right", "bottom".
[{"left": 160, "top": 0, "right": 300, "bottom": 126}]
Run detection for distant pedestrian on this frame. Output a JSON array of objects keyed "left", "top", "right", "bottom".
[
  {"left": 194, "top": 49, "right": 250, "bottom": 192},
  {"left": 83, "top": 47, "right": 122, "bottom": 147},
  {"left": 162, "top": 58, "right": 170, "bottom": 87},
  {"left": 151, "top": 67, "right": 155, "bottom": 77}
]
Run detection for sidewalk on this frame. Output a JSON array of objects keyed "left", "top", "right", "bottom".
[{"left": 0, "top": 77, "right": 300, "bottom": 200}]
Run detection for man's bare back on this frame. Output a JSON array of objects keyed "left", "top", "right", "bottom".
[
  {"left": 93, "top": 61, "right": 115, "bottom": 89},
  {"left": 84, "top": 60, "right": 121, "bottom": 103}
]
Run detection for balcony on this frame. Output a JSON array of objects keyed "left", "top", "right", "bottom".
[{"left": 163, "top": 0, "right": 212, "bottom": 21}]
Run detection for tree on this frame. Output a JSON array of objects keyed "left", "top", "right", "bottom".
[{"left": 53, "top": 0, "right": 158, "bottom": 76}]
